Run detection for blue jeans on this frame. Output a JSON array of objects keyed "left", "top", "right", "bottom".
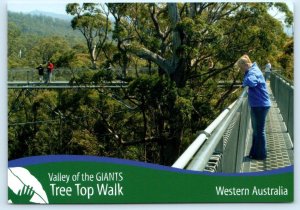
[
  {"left": 46, "top": 71, "right": 52, "bottom": 83},
  {"left": 265, "top": 72, "right": 271, "bottom": 81},
  {"left": 250, "top": 107, "right": 270, "bottom": 159}
]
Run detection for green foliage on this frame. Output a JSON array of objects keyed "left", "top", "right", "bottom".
[
  {"left": 28, "top": 36, "right": 72, "bottom": 65},
  {"left": 66, "top": 3, "right": 112, "bottom": 69},
  {"left": 174, "top": 96, "right": 193, "bottom": 123},
  {"left": 273, "top": 3, "right": 293, "bottom": 25},
  {"left": 69, "top": 130, "right": 103, "bottom": 155},
  {"left": 277, "top": 39, "right": 293, "bottom": 80}
]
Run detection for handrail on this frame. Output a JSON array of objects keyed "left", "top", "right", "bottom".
[
  {"left": 7, "top": 81, "right": 128, "bottom": 89},
  {"left": 172, "top": 87, "right": 248, "bottom": 169},
  {"left": 270, "top": 71, "right": 294, "bottom": 142},
  {"left": 271, "top": 70, "right": 293, "bottom": 85}
]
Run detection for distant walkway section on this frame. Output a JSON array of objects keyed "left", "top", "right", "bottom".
[{"left": 7, "top": 81, "right": 127, "bottom": 89}]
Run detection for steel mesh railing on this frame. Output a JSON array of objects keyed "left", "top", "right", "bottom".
[
  {"left": 173, "top": 70, "right": 293, "bottom": 173},
  {"left": 270, "top": 71, "right": 294, "bottom": 142},
  {"left": 172, "top": 87, "right": 250, "bottom": 173}
]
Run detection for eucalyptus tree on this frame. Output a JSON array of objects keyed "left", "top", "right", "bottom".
[
  {"left": 105, "top": 3, "right": 291, "bottom": 88},
  {"left": 66, "top": 3, "right": 112, "bottom": 69},
  {"left": 277, "top": 38, "right": 293, "bottom": 80}
]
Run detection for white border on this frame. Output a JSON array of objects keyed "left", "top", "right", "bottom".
[{"left": 1, "top": 0, "right": 298, "bottom": 209}]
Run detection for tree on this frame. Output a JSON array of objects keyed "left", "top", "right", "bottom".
[
  {"left": 66, "top": 3, "right": 112, "bottom": 69},
  {"left": 105, "top": 3, "right": 291, "bottom": 88},
  {"left": 277, "top": 38, "right": 293, "bottom": 80},
  {"left": 28, "top": 36, "right": 72, "bottom": 66},
  {"left": 8, "top": 22, "right": 21, "bottom": 58}
]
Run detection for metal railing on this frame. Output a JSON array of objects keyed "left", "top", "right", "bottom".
[
  {"left": 172, "top": 87, "right": 250, "bottom": 173},
  {"left": 270, "top": 71, "right": 294, "bottom": 142},
  {"left": 7, "top": 67, "right": 157, "bottom": 82},
  {"left": 8, "top": 68, "right": 88, "bottom": 82}
]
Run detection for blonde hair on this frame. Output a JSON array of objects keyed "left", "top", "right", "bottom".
[{"left": 237, "top": 55, "right": 252, "bottom": 69}]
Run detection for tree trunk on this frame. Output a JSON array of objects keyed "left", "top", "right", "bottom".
[
  {"left": 189, "top": 3, "right": 197, "bottom": 18},
  {"left": 167, "top": 3, "right": 181, "bottom": 75},
  {"left": 170, "top": 59, "right": 187, "bottom": 88},
  {"left": 165, "top": 127, "right": 183, "bottom": 165},
  {"left": 87, "top": 45, "right": 97, "bottom": 69},
  {"left": 121, "top": 53, "right": 128, "bottom": 78},
  {"left": 91, "top": 61, "right": 97, "bottom": 69},
  {"left": 148, "top": 60, "right": 152, "bottom": 75},
  {"left": 128, "top": 3, "right": 188, "bottom": 87}
]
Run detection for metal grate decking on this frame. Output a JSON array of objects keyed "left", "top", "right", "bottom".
[{"left": 241, "top": 82, "right": 294, "bottom": 172}]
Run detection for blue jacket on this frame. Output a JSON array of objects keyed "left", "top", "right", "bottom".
[{"left": 242, "top": 62, "right": 271, "bottom": 107}]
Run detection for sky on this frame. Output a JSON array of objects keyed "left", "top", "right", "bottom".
[
  {"left": 8, "top": 1, "right": 68, "bottom": 15},
  {"left": 7, "top": 0, "right": 294, "bottom": 35},
  {"left": 8, "top": 0, "right": 294, "bottom": 16}
]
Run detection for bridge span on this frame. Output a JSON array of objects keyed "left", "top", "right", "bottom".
[
  {"left": 173, "top": 72, "right": 293, "bottom": 173},
  {"left": 7, "top": 81, "right": 128, "bottom": 89}
]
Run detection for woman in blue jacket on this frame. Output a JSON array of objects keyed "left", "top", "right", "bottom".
[{"left": 237, "top": 55, "right": 271, "bottom": 160}]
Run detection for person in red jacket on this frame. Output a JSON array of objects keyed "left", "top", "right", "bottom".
[{"left": 46, "top": 61, "right": 54, "bottom": 83}]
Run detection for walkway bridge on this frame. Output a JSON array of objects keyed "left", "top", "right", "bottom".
[
  {"left": 7, "top": 68, "right": 128, "bottom": 89},
  {"left": 172, "top": 72, "right": 294, "bottom": 173},
  {"left": 7, "top": 81, "right": 128, "bottom": 89},
  {"left": 7, "top": 68, "right": 241, "bottom": 89}
]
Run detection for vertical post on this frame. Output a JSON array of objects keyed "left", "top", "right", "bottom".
[
  {"left": 31, "top": 69, "right": 34, "bottom": 82},
  {"left": 215, "top": 136, "right": 224, "bottom": 172},
  {"left": 57, "top": 89, "right": 63, "bottom": 153},
  {"left": 234, "top": 97, "right": 250, "bottom": 172},
  {"left": 287, "top": 86, "right": 294, "bottom": 142},
  {"left": 270, "top": 72, "right": 275, "bottom": 94},
  {"left": 59, "top": 113, "right": 62, "bottom": 152},
  {"left": 26, "top": 70, "right": 29, "bottom": 85}
]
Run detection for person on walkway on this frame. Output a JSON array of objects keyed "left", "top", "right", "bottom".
[
  {"left": 237, "top": 55, "right": 271, "bottom": 160},
  {"left": 36, "top": 64, "right": 44, "bottom": 82},
  {"left": 264, "top": 60, "right": 272, "bottom": 81},
  {"left": 46, "top": 61, "right": 54, "bottom": 83}
]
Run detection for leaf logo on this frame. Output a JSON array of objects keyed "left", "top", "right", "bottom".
[{"left": 8, "top": 167, "right": 49, "bottom": 204}]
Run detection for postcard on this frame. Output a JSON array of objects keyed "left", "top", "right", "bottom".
[{"left": 7, "top": 1, "right": 294, "bottom": 203}]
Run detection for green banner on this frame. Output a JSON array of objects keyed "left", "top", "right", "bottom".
[{"left": 8, "top": 156, "right": 293, "bottom": 204}]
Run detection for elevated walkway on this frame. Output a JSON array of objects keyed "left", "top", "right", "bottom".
[
  {"left": 241, "top": 82, "right": 294, "bottom": 172},
  {"left": 7, "top": 81, "right": 127, "bottom": 89},
  {"left": 173, "top": 72, "right": 294, "bottom": 173}
]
